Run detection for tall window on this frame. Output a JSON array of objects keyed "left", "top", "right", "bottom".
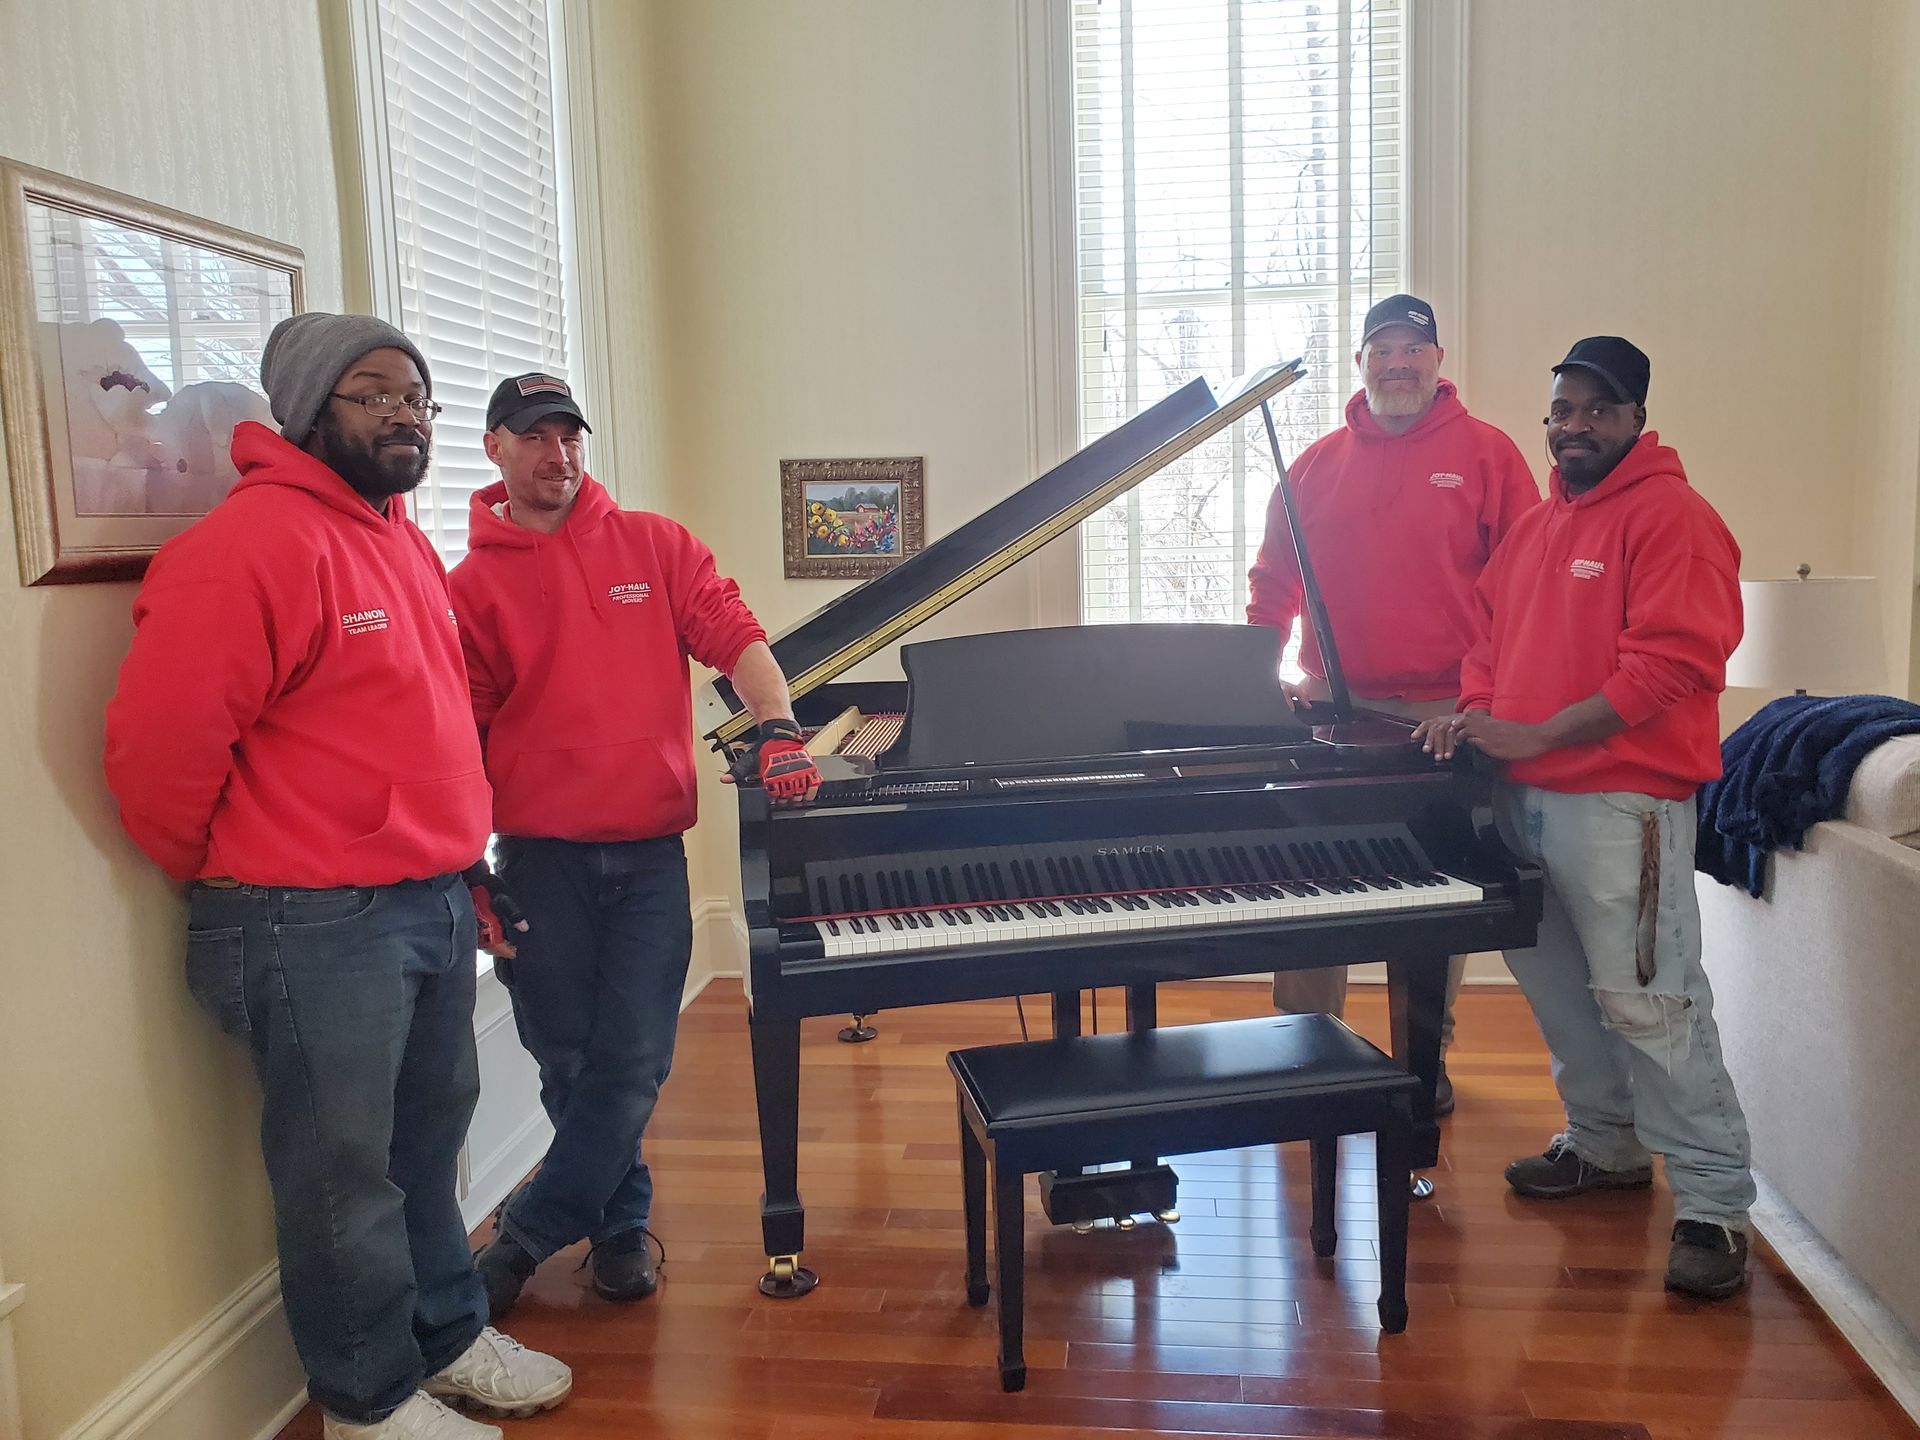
[
  {"left": 357, "top": 0, "right": 573, "bottom": 563},
  {"left": 1074, "top": 0, "right": 1404, "bottom": 623}
]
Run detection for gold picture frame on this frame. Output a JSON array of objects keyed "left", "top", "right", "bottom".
[
  {"left": 0, "top": 158, "right": 305, "bottom": 585},
  {"left": 780, "top": 456, "right": 925, "bottom": 579}
]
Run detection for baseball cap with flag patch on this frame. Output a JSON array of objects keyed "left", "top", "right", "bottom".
[
  {"left": 486, "top": 372, "right": 592, "bottom": 434},
  {"left": 1359, "top": 293, "right": 1439, "bottom": 348}
]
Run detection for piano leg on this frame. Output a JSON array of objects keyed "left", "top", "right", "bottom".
[
  {"left": 749, "top": 1013, "right": 818, "bottom": 1298},
  {"left": 1386, "top": 952, "right": 1448, "bottom": 1188}
]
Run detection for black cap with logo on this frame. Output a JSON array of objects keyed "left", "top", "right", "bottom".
[
  {"left": 485, "top": 372, "right": 593, "bottom": 434},
  {"left": 1359, "top": 293, "right": 1439, "bottom": 347},
  {"left": 1552, "top": 337, "right": 1650, "bottom": 406}
]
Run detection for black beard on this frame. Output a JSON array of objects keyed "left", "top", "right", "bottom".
[
  {"left": 1556, "top": 440, "right": 1631, "bottom": 494},
  {"left": 312, "top": 412, "right": 430, "bottom": 504}
]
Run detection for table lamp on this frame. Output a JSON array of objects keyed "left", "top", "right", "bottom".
[{"left": 1725, "top": 566, "right": 1885, "bottom": 696}]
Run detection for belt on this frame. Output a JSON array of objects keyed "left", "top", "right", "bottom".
[{"left": 199, "top": 877, "right": 241, "bottom": 889}]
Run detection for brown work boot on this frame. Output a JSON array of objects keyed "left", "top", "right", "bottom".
[
  {"left": 1664, "top": 1219, "right": 1749, "bottom": 1300},
  {"left": 1505, "top": 1133, "right": 1653, "bottom": 1199}
]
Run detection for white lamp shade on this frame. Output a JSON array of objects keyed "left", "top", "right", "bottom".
[{"left": 1726, "top": 575, "right": 1886, "bottom": 693}]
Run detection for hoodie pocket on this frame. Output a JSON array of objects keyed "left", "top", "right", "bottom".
[
  {"left": 495, "top": 736, "right": 694, "bottom": 837},
  {"left": 342, "top": 769, "right": 493, "bottom": 872}
]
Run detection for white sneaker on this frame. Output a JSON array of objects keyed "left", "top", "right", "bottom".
[
  {"left": 424, "top": 1327, "right": 572, "bottom": 1417},
  {"left": 322, "top": 1391, "right": 502, "bottom": 1440}
]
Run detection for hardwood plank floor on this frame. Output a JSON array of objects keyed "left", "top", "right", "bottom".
[{"left": 276, "top": 981, "right": 1918, "bottom": 1439}]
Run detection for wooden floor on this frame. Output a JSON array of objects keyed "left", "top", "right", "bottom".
[{"left": 279, "top": 981, "right": 1918, "bottom": 1440}]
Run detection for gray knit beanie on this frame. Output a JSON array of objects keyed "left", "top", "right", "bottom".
[{"left": 259, "top": 312, "right": 432, "bottom": 446}]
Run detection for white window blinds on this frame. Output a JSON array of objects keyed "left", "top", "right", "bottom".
[
  {"left": 1073, "top": 0, "right": 1404, "bottom": 624},
  {"left": 366, "top": 0, "right": 572, "bottom": 563}
]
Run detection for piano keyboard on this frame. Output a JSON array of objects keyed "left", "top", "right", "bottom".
[{"left": 801, "top": 872, "right": 1484, "bottom": 959}]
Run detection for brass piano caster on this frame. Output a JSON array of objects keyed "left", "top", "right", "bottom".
[
  {"left": 758, "top": 1254, "right": 820, "bottom": 1299},
  {"left": 1155, "top": 1207, "right": 1181, "bottom": 1224},
  {"left": 1115, "top": 1214, "right": 1137, "bottom": 1231},
  {"left": 1411, "top": 1175, "right": 1435, "bottom": 1201},
  {"left": 1071, "top": 1221, "right": 1094, "bottom": 1235},
  {"left": 837, "top": 1014, "right": 877, "bottom": 1043}
]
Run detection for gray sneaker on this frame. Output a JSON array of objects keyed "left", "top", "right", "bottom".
[
  {"left": 1505, "top": 1133, "right": 1654, "bottom": 1199},
  {"left": 1665, "top": 1219, "right": 1749, "bottom": 1300}
]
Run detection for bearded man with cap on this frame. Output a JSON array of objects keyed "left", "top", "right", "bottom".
[
  {"left": 451, "top": 374, "right": 818, "bottom": 1319},
  {"left": 1247, "top": 294, "right": 1540, "bottom": 1111},
  {"left": 1414, "top": 337, "right": 1755, "bottom": 1300},
  {"left": 105, "top": 314, "right": 572, "bottom": 1438}
]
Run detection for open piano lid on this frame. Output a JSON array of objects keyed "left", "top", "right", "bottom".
[{"left": 697, "top": 359, "right": 1307, "bottom": 747}]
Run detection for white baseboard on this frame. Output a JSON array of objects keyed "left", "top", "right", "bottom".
[
  {"left": 1, "top": 1282, "right": 23, "bottom": 1440},
  {"left": 55, "top": 1264, "right": 303, "bottom": 1440},
  {"left": 1751, "top": 1173, "right": 1920, "bottom": 1424}
]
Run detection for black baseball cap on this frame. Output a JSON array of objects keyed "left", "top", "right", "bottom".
[
  {"left": 1553, "top": 337, "right": 1650, "bottom": 406},
  {"left": 1359, "top": 293, "right": 1439, "bottom": 347},
  {"left": 485, "top": 372, "right": 592, "bottom": 434}
]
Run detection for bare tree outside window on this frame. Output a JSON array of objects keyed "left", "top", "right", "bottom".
[{"left": 1074, "top": 0, "right": 1404, "bottom": 640}]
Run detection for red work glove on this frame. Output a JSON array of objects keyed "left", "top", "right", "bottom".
[
  {"left": 462, "top": 862, "right": 529, "bottom": 958},
  {"left": 756, "top": 719, "right": 821, "bottom": 804}
]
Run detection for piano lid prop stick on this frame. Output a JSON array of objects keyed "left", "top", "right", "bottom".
[{"left": 1258, "top": 399, "right": 1354, "bottom": 722}]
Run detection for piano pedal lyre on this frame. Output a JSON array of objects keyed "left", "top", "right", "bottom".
[
  {"left": 1114, "top": 1214, "right": 1137, "bottom": 1231},
  {"left": 837, "top": 1014, "right": 877, "bottom": 1043},
  {"left": 1155, "top": 1207, "right": 1181, "bottom": 1224},
  {"left": 758, "top": 1254, "right": 819, "bottom": 1299}
]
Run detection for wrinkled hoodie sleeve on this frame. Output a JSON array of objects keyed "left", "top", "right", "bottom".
[
  {"left": 1482, "top": 434, "right": 1541, "bottom": 551},
  {"left": 1457, "top": 552, "right": 1500, "bottom": 713},
  {"left": 104, "top": 576, "right": 285, "bottom": 882},
  {"left": 660, "top": 520, "right": 767, "bottom": 674},
  {"left": 1598, "top": 501, "right": 1742, "bottom": 728},
  {"left": 1246, "top": 478, "right": 1304, "bottom": 635}
]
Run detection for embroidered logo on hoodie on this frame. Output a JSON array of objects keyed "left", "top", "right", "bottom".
[
  {"left": 608, "top": 581, "right": 653, "bottom": 605},
  {"left": 1428, "top": 472, "right": 1465, "bottom": 489},
  {"left": 1569, "top": 558, "right": 1607, "bottom": 581},
  {"left": 341, "top": 607, "right": 391, "bottom": 635}
]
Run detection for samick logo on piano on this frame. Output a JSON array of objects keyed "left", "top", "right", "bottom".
[{"left": 1096, "top": 845, "right": 1167, "bottom": 856}]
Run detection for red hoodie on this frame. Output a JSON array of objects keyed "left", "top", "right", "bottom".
[
  {"left": 1458, "top": 432, "right": 1742, "bottom": 799},
  {"left": 449, "top": 477, "right": 767, "bottom": 842},
  {"left": 1247, "top": 381, "right": 1540, "bottom": 700},
  {"left": 104, "top": 422, "right": 492, "bottom": 886}
]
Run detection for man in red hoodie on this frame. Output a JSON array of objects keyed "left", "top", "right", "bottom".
[
  {"left": 104, "top": 314, "right": 571, "bottom": 1439},
  {"left": 451, "top": 374, "right": 817, "bottom": 1319},
  {"left": 1247, "top": 294, "right": 1539, "bottom": 1108},
  {"left": 1415, "top": 337, "right": 1754, "bottom": 1301}
]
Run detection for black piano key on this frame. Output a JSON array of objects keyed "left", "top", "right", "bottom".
[
  {"left": 941, "top": 910, "right": 957, "bottom": 925},
  {"left": 825, "top": 919, "right": 840, "bottom": 935},
  {"left": 876, "top": 871, "right": 895, "bottom": 907},
  {"left": 902, "top": 911, "right": 919, "bottom": 928},
  {"left": 815, "top": 877, "right": 833, "bottom": 913},
  {"left": 987, "top": 861, "right": 1007, "bottom": 898},
  {"left": 854, "top": 874, "right": 872, "bottom": 911},
  {"left": 840, "top": 875, "right": 857, "bottom": 911},
  {"left": 957, "top": 908, "right": 973, "bottom": 924},
  {"left": 887, "top": 914, "right": 903, "bottom": 930}
]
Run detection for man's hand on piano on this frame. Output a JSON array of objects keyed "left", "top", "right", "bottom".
[
  {"left": 754, "top": 718, "right": 822, "bottom": 804},
  {"left": 1456, "top": 710, "right": 1556, "bottom": 761},
  {"left": 1412, "top": 712, "right": 1471, "bottom": 760}
]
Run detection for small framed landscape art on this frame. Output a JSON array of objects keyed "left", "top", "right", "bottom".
[
  {"left": 0, "top": 158, "right": 304, "bottom": 584},
  {"left": 780, "top": 456, "right": 926, "bottom": 580}
]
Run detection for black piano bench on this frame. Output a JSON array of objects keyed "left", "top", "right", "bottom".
[{"left": 948, "top": 1013, "right": 1420, "bottom": 1392}]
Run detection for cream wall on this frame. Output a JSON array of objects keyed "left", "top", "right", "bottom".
[
  {"left": 623, "top": 0, "right": 1044, "bottom": 961},
  {"left": 0, "top": 2, "right": 340, "bottom": 1436},
  {"left": 1465, "top": 0, "right": 1892, "bottom": 717}
]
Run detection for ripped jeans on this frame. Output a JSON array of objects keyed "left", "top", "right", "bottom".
[{"left": 1495, "top": 782, "right": 1754, "bottom": 1227}]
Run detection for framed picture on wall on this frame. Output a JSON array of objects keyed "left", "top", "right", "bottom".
[
  {"left": 0, "top": 158, "right": 304, "bottom": 585},
  {"left": 780, "top": 456, "right": 926, "bottom": 579}
]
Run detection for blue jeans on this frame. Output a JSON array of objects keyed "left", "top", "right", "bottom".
[
  {"left": 493, "top": 835, "right": 693, "bottom": 1261},
  {"left": 185, "top": 873, "right": 486, "bottom": 1423},
  {"left": 1494, "top": 782, "right": 1755, "bottom": 1227}
]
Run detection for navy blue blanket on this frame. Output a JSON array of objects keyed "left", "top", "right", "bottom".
[{"left": 1697, "top": 693, "right": 1920, "bottom": 897}]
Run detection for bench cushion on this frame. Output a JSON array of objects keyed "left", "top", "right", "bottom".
[{"left": 949, "top": 1014, "right": 1415, "bottom": 1130}]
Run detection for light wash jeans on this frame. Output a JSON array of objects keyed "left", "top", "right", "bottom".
[{"left": 1494, "top": 781, "right": 1754, "bottom": 1227}]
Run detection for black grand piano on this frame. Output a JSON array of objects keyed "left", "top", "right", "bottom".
[{"left": 698, "top": 361, "right": 1543, "bottom": 1298}]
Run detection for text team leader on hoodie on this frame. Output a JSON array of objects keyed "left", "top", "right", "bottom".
[
  {"left": 1246, "top": 293, "right": 1541, "bottom": 1114},
  {"left": 450, "top": 373, "right": 821, "bottom": 1319}
]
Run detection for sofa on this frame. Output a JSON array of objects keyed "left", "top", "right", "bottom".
[{"left": 1697, "top": 733, "right": 1920, "bottom": 1343}]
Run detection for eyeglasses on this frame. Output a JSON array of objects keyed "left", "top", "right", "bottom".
[
  {"left": 1544, "top": 400, "right": 1634, "bottom": 426},
  {"left": 330, "top": 392, "right": 444, "bottom": 421}
]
